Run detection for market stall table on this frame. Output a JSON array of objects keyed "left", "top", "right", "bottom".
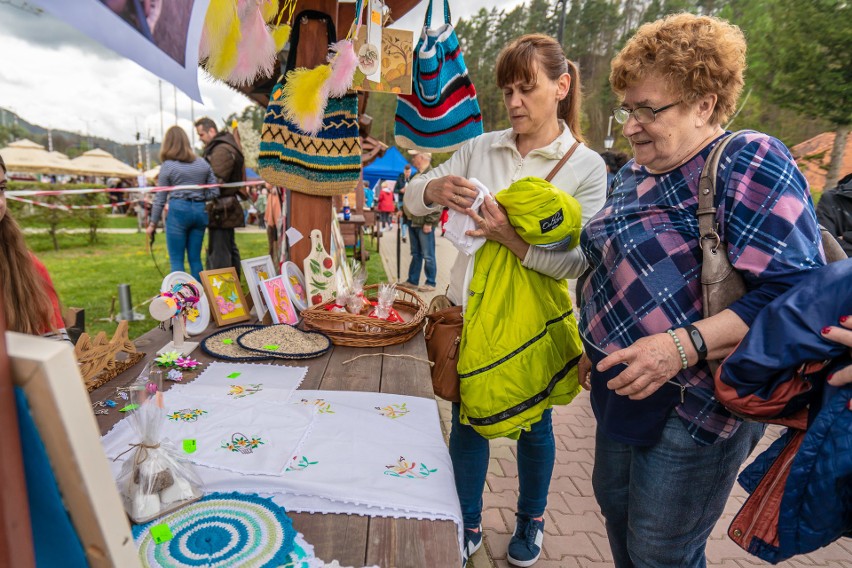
[{"left": 91, "top": 322, "right": 461, "bottom": 567}]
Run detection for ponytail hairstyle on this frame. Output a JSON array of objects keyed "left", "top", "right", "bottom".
[
  {"left": 495, "top": 33, "right": 585, "bottom": 143},
  {"left": 0, "top": 155, "right": 57, "bottom": 335}
]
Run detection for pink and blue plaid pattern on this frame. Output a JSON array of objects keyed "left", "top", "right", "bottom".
[{"left": 580, "top": 132, "right": 825, "bottom": 445}]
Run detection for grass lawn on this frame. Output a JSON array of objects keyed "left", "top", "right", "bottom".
[{"left": 32, "top": 229, "right": 387, "bottom": 340}]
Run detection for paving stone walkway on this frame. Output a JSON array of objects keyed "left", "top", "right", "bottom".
[{"left": 379, "top": 224, "right": 852, "bottom": 567}]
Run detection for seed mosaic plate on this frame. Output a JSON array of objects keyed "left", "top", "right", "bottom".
[
  {"left": 201, "top": 325, "right": 274, "bottom": 361},
  {"left": 236, "top": 324, "right": 331, "bottom": 360}
]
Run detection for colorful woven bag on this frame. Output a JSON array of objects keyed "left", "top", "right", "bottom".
[
  {"left": 394, "top": 0, "right": 483, "bottom": 153},
  {"left": 258, "top": 10, "right": 362, "bottom": 196}
]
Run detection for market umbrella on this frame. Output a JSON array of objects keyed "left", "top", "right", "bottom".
[
  {"left": 144, "top": 165, "right": 161, "bottom": 182},
  {"left": 0, "top": 139, "right": 81, "bottom": 175},
  {"left": 68, "top": 148, "right": 140, "bottom": 178}
]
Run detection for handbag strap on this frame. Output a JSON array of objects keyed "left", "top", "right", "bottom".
[
  {"left": 696, "top": 130, "right": 747, "bottom": 252},
  {"left": 424, "top": 0, "right": 452, "bottom": 28},
  {"left": 285, "top": 10, "right": 337, "bottom": 73},
  {"left": 545, "top": 141, "right": 580, "bottom": 182}
]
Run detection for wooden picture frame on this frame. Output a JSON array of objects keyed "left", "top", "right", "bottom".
[
  {"left": 7, "top": 332, "right": 139, "bottom": 567},
  {"left": 241, "top": 255, "right": 277, "bottom": 322},
  {"left": 260, "top": 275, "right": 299, "bottom": 325},
  {"left": 198, "top": 268, "right": 251, "bottom": 326}
]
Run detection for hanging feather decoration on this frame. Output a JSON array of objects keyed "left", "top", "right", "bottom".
[
  {"left": 281, "top": 65, "right": 333, "bottom": 135},
  {"left": 260, "top": 0, "right": 279, "bottom": 22},
  {"left": 200, "top": 0, "right": 239, "bottom": 60},
  {"left": 271, "top": 23, "right": 292, "bottom": 52},
  {"left": 325, "top": 40, "right": 358, "bottom": 98},
  {"left": 228, "top": 0, "right": 277, "bottom": 86},
  {"left": 206, "top": 0, "right": 243, "bottom": 80}
]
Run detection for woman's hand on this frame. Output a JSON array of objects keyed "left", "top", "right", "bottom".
[
  {"left": 578, "top": 352, "right": 592, "bottom": 390},
  {"left": 145, "top": 223, "right": 156, "bottom": 238},
  {"left": 822, "top": 316, "right": 852, "bottom": 386},
  {"left": 423, "top": 176, "right": 478, "bottom": 213},
  {"left": 464, "top": 196, "right": 517, "bottom": 245},
  {"left": 597, "top": 333, "right": 683, "bottom": 400}
]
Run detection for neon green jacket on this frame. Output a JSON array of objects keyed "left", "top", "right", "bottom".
[{"left": 458, "top": 177, "right": 584, "bottom": 439}]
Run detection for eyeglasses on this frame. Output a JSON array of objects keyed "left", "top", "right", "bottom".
[{"left": 612, "top": 101, "right": 681, "bottom": 125}]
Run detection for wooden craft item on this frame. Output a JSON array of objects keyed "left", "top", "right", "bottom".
[
  {"left": 303, "top": 229, "right": 336, "bottom": 306},
  {"left": 74, "top": 320, "right": 145, "bottom": 392}
]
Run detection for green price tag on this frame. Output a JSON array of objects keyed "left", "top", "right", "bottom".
[
  {"left": 262, "top": 344, "right": 279, "bottom": 351},
  {"left": 226, "top": 372, "right": 241, "bottom": 379},
  {"left": 119, "top": 404, "right": 139, "bottom": 412},
  {"left": 151, "top": 523, "right": 173, "bottom": 544},
  {"left": 183, "top": 439, "right": 197, "bottom": 454},
  {"left": 222, "top": 339, "right": 234, "bottom": 345}
]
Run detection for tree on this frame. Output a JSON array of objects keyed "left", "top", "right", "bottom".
[{"left": 741, "top": 0, "right": 851, "bottom": 190}]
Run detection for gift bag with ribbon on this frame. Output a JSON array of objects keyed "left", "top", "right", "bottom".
[
  {"left": 258, "top": 10, "right": 362, "bottom": 196},
  {"left": 394, "top": 0, "right": 483, "bottom": 153}
]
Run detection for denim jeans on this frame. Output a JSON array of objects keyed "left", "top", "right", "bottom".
[
  {"left": 401, "top": 216, "right": 410, "bottom": 240},
  {"left": 450, "top": 404, "right": 555, "bottom": 529},
  {"left": 406, "top": 226, "right": 437, "bottom": 287},
  {"left": 165, "top": 199, "right": 208, "bottom": 281},
  {"left": 592, "top": 411, "right": 765, "bottom": 568}
]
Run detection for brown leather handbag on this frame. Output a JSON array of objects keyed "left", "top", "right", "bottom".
[{"left": 424, "top": 302, "right": 463, "bottom": 402}]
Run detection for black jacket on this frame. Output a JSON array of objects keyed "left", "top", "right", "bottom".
[{"left": 816, "top": 175, "right": 852, "bottom": 256}]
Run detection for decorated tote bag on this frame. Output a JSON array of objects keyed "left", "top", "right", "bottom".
[
  {"left": 393, "top": 0, "right": 483, "bottom": 152},
  {"left": 258, "top": 10, "right": 361, "bottom": 196}
]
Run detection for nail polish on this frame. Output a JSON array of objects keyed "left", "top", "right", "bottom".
[
  {"left": 840, "top": 316, "right": 848, "bottom": 323},
  {"left": 826, "top": 373, "right": 835, "bottom": 385},
  {"left": 821, "top": 326, "right": 832, "bottom": 335}
]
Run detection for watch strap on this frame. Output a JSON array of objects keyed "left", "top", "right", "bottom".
[{"left": 683, "top": 324, "right": 707, "bottom": 362}]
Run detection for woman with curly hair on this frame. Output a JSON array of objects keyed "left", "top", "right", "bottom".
[
  {"left": 577, "top": 14, "right": 827, "bottom": 566},
  {"left": 0, "top": 155, "right": 68, "bottom": 340}
]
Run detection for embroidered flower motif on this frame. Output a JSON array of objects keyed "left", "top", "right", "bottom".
[
  {"left": 383, "top": 456, "right": 437, "bottom": 479},
  {"left": 222, "top": 434, "right": 264, "bottom": 453},
  {"left": 228, "top": 383, "right": 263, "bottom": 398},
  {"left": 300, "top": 398, "right": 334, "bottom": 414},
  {"left": 286, "top": 456, "right": 319, "bottom": 471},
  {"left": 168, "top": 408, "right": 207, "bottom": 422},
  {"left": 375, "top": 403, "right": 409, "bottom": 419}
]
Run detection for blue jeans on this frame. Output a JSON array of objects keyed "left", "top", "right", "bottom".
[
  {"left": 401, "top": 216, "right": 410, "bottom": 240},
  {"left": 450, "top": 404, "right": 555, "bottom": 529},
  {"left": 592, "top": 411, "right": 765, "bottom": 568},
  {"left": 165, "top": 199, "right": 208, "bottom": 281},
  {"left": 406, "top": 226, "right": 436, "bottom": 287}
]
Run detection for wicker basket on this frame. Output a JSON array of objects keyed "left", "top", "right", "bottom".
[{"left": 299, "top": 284, "right": 427, "bottom": 347}]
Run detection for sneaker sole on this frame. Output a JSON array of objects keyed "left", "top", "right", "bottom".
[{"left": 506, "top": 552, "right": 541, "bottom": 567}]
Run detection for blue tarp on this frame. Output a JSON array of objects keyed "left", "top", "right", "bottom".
[
  {"left": 362, "top": 147, "right": 412, "bottom": 191},
  {"left": 245, "top": 167, "right": 261, "bottom": 180}
]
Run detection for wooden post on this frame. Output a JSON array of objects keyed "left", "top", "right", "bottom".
[{"left": 0, "top": 306, "right": 36, "bottom": 567}]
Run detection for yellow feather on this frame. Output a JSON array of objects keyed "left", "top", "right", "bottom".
[
  {"left": 204, "top": 0, "right": 237, "bottom": 41},
  {"left": 271, "top": 24, "right": 291, "bottom": 52},
  {"left": 207, "top": 14, "right": 242, "bottom": 80},
  {"left": 281, "top": 65, "right": 332, "bottom": 134},
  {"left": 260, "top": 0, "right": 279, "bottom": 23}
]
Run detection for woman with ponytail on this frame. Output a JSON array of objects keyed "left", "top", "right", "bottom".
[
  {"left": 404, "top": 34, "right": 606, "bottom": 567},
  {"left": 0, "top": 155, "right": 68, "bottom": 340}
]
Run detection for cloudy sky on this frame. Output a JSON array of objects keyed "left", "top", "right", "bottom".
[{"left": 0, "top": 0, "right": 508, "bottom": 148}]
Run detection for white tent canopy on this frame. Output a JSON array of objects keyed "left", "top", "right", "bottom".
[
  {"left": 0, "top": 139, "right": 80, "bottom": 175},
  {"left": 68, "top": 148, "right": 140, "bottom": 178}
]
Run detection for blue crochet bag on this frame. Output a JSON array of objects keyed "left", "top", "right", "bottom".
[{"left": 394, "top": 0, "right": 483, "bottom": 152}]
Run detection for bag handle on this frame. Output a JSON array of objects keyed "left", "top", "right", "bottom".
[
  {"left": 424, "top": 0, "right": 452, "bottom": 28},
  {"left": 285, "top": 10, "right": 338, "bottom": 74},
  {"left": 545, "top": 141, "right": 580, "bottom": 182},
  {"left": 696, "top": 130, "right": 747, "bottom": 254}
]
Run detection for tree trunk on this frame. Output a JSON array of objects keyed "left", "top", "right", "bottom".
[{"left": 824, "top": 124, "right": 850, "bottom": 191}]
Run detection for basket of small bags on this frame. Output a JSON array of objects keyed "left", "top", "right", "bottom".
[{"left": 300, "top": 275, "right": 428, "bottom": 347}]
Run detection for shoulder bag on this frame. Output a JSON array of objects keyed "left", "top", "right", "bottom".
[
  {"left": 699, "top": 131, "right": 847, "bottom": 373},
  {"left": 424, "top": 143, "right": 580, "bottom": 402}
]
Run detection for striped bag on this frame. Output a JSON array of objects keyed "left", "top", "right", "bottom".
[
  {"left": 258, "top": 11, "right": 361, "bottom": 196},
  {"left": 394, "top": 0, "right": 483, "bottom": 153}
]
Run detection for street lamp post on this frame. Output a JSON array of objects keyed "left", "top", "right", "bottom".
[{"left": 603, "top": 115, "right": 614, "bottom": 150}]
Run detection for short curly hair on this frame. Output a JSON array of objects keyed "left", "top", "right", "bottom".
[{"left": 610, "top": 13, "right": 746, "bottom": 125}]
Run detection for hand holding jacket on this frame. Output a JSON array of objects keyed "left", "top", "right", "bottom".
[{"left": 822, "top": 316, "right": 852, "bottom": 385}]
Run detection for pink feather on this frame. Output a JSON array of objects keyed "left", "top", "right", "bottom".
[
  {"left": 228, "top": 0, "right": 277, "bottom": 86},
  {"left": 326, "top": 40, "right": 359, "bottom": 98}
]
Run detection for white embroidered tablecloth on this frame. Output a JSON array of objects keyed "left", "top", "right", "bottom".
[{"left": 168, "top": 361, "right": 307, "bottom": 404}]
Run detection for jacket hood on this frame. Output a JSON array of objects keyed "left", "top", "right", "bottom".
[{"left": 496, "top": 176, "right": 582, "bottom": 249}]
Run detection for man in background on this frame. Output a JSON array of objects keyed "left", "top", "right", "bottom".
[
  {"left": 402, "top": 152, "right": 439, "bottom": 292},
  {"left": 195, "top": 117, "right": 246, "bottom": 275},
  {"left": 816, "top": 172, "right": 852, "bottom": 257}
]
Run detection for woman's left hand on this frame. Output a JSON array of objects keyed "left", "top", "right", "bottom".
[
  {"left": 822, "top": 316, "right": 852, "bottom": 386},
  {"left": 465, "top": 195, "right": 516, "bottom": 245},
  {"left": 597, "top": 333, "right": 683, "bottom": 400}
]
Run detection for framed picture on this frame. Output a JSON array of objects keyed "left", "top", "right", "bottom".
[
  {"left": 199, "top": 268, "right": 251, "bottom": 326},
  {"left": 241, "top": 256, "right": 277, "bottom": 321},
  {"left": 260, "top": 275, "right": 299, "bottom": 325}
]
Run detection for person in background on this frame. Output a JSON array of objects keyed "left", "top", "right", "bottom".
[
  {"left": 363, "top": 179, "right": 375, "bottom": 210},
  {"left": 264, "top": 182, "right": 283, "bottom": 267},
  {"left": 578, "top": 14, "right": 825, "bottom": 567},
  {"left": 405, "top": 34, "right": 606, "bottom": 567},
  {"left": 816, "top": 172, "right": 852, "bottom": 257},
  {"left": 396, "top": 164, "right": 413, "bottom": 242},
  {"left": 600, "top": 150, "right": 629, "bottom": 188},
  {"left": 195, "top": 117, "right": 246, "bottom": 275},
  {"left": 376, "top": 180, "right": 395, "bottom": 232},
  {"left": 402, "top": 152, "right": 439, "bottom": 292},
  {"left": 147, "top": 125, "right": 219, "bottom": 281},
  {"left": 0, "top": 155, "right": 68, "bottom": 341},
  {"left": 255, "top": 186, "right": 267, "bottom": 229}
]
